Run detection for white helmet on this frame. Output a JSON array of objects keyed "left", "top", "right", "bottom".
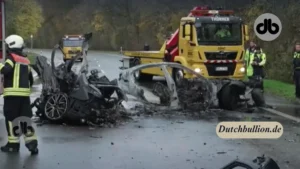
[{"left": 5, "top": 34, "right": 24, "bottom": 49}]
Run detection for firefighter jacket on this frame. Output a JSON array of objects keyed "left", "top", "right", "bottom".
[
  {"left": 293, "top": 52, "right": 300, "bottom": 70},
  {"left": 247, "top": 52, "right": 266, "bottom": 77},
  {"left": 245, "top": 48, "right": 263, "bottom": 66},
  {"left": 0, "top": 52, "right": 33, "bottom": 97},
  {"left": 245, "top": 48, "right": 254, "bottom": 76},
  {"left": 245, "top": 47, "right": 255, "bottom": 66}
]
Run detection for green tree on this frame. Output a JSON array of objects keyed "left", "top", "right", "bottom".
[{"left": 6, "top": 0, "right": 44, "bottom": 40}]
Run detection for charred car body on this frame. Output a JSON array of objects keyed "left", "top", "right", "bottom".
[
  {"left": 118, "top": 57, "right": 266, "bottom": 111},
  {"left": 31, "top": 33, "right": 127, "bottom": 126}
]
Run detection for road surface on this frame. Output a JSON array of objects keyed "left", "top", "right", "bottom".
[{"left": 0, "top": 49, "right": 299, "bottom": 169}]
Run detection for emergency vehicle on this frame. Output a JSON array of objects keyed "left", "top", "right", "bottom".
[
  {"left": 120, "top": 6, "right": 249, "bottom": 84},
  {"left": 61, "top": 35, "right": 85, "bottom": 62}
]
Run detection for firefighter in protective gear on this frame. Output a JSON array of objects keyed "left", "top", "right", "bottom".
[
  {"left": 215, "top": 25, "right": 231, "bottom": 39},
  {"left": 293, "top": 43, "right": 300, "bottom": 98},
  {"left": 248, "top": 46, "right": 266, "bottom": 90},
  {"left": 0, "top": 34, "right": 38, "bottom": 154}
]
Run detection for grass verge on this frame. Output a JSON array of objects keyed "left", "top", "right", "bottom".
[{"left": 264, "top": 79, "right": 296, "bottom": 101}]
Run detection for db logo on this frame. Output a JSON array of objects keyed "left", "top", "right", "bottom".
[
  {"left": 12, "top": 116, "right": 35, "bottom": 137},
  {"left": 254, "top": 13, "right": 282, "bottom": 41}
]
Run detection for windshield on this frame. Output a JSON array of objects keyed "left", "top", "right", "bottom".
[
  {"left": 63, "top": 39, "right": 84, "bottom": 47},
  {"left": 196, "top": 23, "right": 242, "bottom": 45}
]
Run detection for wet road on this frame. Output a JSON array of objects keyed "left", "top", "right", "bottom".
[{"left": 0, "top": 49, "right": 299, "bottom": 169}]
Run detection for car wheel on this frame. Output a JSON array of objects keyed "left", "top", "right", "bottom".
[
  {"left": 173, "top": 68, "right": 184, "bottom": 86},
  {"left": 133, "top": 58, "right": 153, "bottom": 82},
  {"left": 219, "top": 85, "right": 239, "bottom": 110},
  {"left": 251, "top": 88, "right": 265, "bottom": 107},
  {"left": 44, "top": 93, "right": 68, "bottom": 121}
]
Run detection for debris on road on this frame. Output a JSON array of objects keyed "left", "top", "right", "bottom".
[
  {"left": 89, "top": 135, "right": 102, "bottom": 139},
  {"left": 134, "top": 125, "right": 143, "bottom": 128}
]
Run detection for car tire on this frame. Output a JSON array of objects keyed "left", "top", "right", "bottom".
[
  {"left": 219, "top": 85, "right": 239, "bottom": 110},
  {"left": 251, "top": 88, "right": 265, "bottom": 107},
  {"left": 172, "top": 68, "right": 184, "bottom": 86},
  {"left": 133, "top": 58, "right": 153, "bottom": 82}
]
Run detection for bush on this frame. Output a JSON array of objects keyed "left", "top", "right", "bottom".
[{"left": 240, "top": 0, "right": 300, "bottom": 83}]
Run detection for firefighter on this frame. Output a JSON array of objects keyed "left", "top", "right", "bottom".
[
  {"left": 215, "top": 25, "right": 231, "bottom": 39},
  {"left": 293, "top": 43, "right": 300, "bottom": 98},
  {"left": 248, "top": 46, "right": 266, "bottom": 90},
  {"left": 0, "top": 34, "right": 38, "bottom": 154}
]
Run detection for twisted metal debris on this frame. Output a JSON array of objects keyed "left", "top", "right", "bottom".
[{"left": 118, "top": 62, "right": 216, "bottom": 112}]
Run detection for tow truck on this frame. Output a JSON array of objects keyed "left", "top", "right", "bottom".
[
  {"left": 60, "top": 35, "right": 85, "bottom": 62},
  {"left": 120, "top": 6, "right": 249, "bottom": 84}
]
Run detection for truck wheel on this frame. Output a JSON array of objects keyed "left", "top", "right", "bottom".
[
  {"left": 219, "top": 85, "right": 239, "bottom": 110},
  {"left": 251, "top": 88, "right": 265, "bottom": 107},
  {"left": 172, "top": 68, "right": 184, "bottom": 86},
  {"left": 133, "top": 58, "right": 153, "bottom": 81}
]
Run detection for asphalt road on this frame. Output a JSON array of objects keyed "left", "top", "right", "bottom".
[{"left": 0, "top": 49, "right": 299, "bottom": 169}]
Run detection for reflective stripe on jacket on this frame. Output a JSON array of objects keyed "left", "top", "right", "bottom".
[
  {"left": 0, "top": 53, "right": 31, "bottom": 96},
  {"left": 245, "top": 49, "right": 253, "bottom": 67},
  {"left": 293, "top": 52, "right": 300, "bottom": 70},
  {"left": 247, "top": 52, "right": 266, "bottom": 77}
]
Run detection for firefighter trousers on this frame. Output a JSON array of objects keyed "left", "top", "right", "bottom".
[{"left": 3, "top": 96, "right": 38, "bottom": 144}]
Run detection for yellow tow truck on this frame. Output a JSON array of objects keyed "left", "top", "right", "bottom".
[
  {"left": 120, "top": 6, "right": 249, "bottom": 84},
  {"left": 61, "top": 35, "right": 85, "bottom": 62}
]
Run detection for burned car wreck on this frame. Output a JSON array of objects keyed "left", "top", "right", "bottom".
[
  {"left": 118, "top": 60, "right": 266, "bottom": 112},
  {"left": 31, "top": 33, "right": 128, "bottom": 126}
]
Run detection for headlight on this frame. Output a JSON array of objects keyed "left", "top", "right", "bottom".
[
  {"left": 239, "top": 67, "right": 245, "bottom": 72},
  {"left": 194, "top": 68, "right": 201, "bottom": 73}
]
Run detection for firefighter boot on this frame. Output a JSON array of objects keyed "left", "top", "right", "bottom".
[
  {"left": 1, "top": 142, "right": 20, "bottom": 153},
  {"left": 25, "top": 140, "right": 39, "bottom": 155},
  {"left": 1, "top": 120, "right": 20, "bottom": 153}
]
